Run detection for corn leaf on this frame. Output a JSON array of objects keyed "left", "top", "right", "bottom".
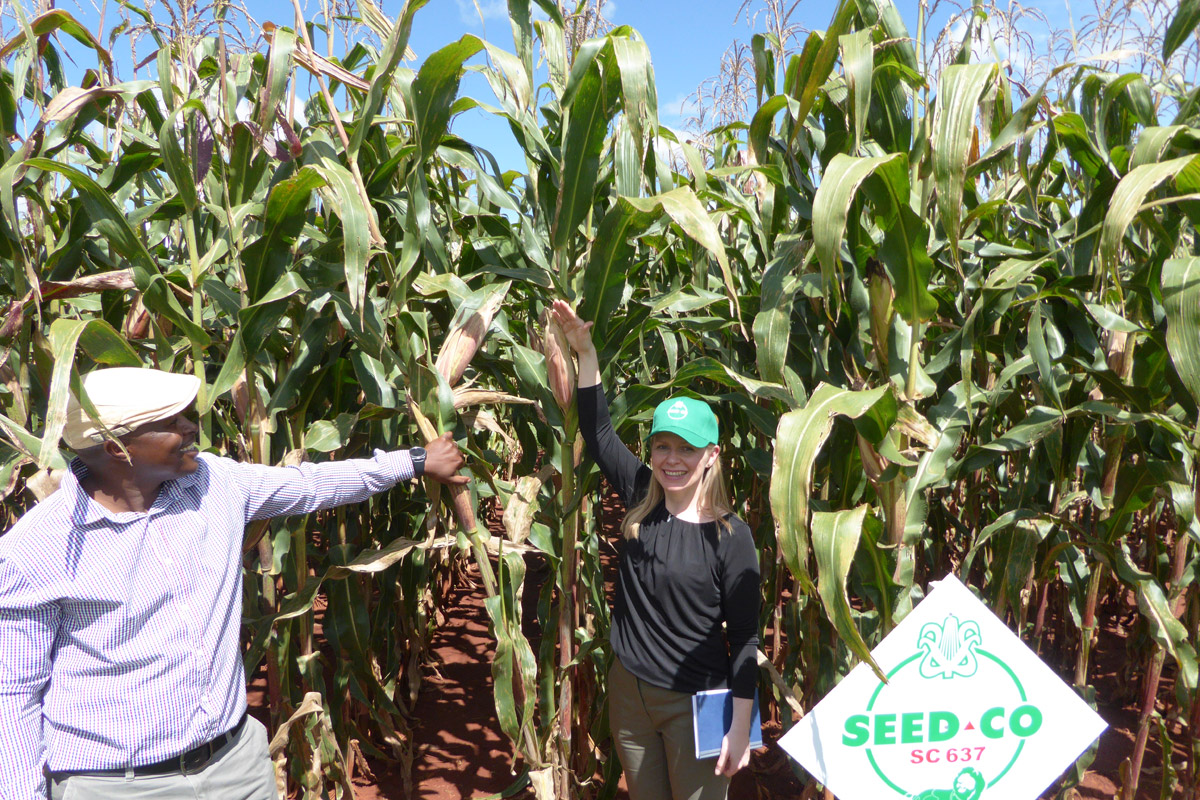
[
  {"left": 1099, "top": 156, "right": 1199, "bottom": 281},
  {"left": 770, "top": 383, "right": 893, "bottom": 592},
  {"left": 812, "top": 505, "right": 887, "bottom": 681},
  {"left": 412, "top": 35, "right": 484, "bottom": 162},
  {"left": 933, "top": 63, "right": 997, "bottom": 251},
  {"left": 1162, "top": 257, "right": 1200, "bottom": 414}
]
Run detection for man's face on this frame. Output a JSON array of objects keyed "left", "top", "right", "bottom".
[{"left": 121, "top": 411, "right": 201, "bottom": 483}]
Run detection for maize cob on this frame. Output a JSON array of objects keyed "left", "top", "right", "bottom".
[
  {"left": 434, "top": 290, "right": 506, "bottom": 387},
  {"left": 540, "top": 309, "right": 575, "bottom": 411}
]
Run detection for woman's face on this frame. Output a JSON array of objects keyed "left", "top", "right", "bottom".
[{"left": 649, "top": 433, "right": 719, "bottom": 500}]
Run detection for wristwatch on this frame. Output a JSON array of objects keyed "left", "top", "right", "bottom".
[{"left": 409, "top": 446, "right": 427, "bottom": 477}]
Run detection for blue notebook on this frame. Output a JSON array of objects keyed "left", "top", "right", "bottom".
[{"left": 691, "top": 688, "right": 763, "bottom": 759}]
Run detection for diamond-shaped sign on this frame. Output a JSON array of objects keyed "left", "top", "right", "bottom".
[{"left": 779, "top": 575, "right": 1106, "bottom": 799}]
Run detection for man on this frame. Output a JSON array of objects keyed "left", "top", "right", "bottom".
[{"left": 0, "top": 367, "right": 469, "bottom": 800}]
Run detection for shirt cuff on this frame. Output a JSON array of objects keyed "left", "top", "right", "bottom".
[{"left": 373, "top": 449, "right": 417, "bottom": 483}]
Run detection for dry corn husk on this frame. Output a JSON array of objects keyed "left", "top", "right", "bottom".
[
  {"left": 26, "top": 467, "right": 65, "bottom": 501},
  {"left": 452, "top": 387, "right": 534, "bottom": 409},
  {"left": 232, "top": 370, "right": 251, "bottom": 424},
  {"left": 502, "top": 465, "right": 553, "bottom": 544},
  {"left": 1, "top": 456, "right": 28, "bottom": 501},
  {"left": 460, "top": 408, "right": 519, "bottom": 452},
  {"left": 123, "top": 296, "right": 151, "bottom": 340},
  {"left": 434, "top": 288, "right": 507, "bottom": 387},
  {"left": 539, "top": 309, "right": 575, "bottom": 411}
]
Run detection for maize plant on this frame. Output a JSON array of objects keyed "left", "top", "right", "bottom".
[{"left": 1, "top": 0, "right": 1199, "bottom": 797}]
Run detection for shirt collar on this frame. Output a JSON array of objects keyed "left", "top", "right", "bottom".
[{"left": 64, "top": 457, "right": 204, "bottom": 526}]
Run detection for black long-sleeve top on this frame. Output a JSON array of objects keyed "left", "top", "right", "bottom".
[{"left": 578, "top": 384, "right": 761, "bottom": 698}]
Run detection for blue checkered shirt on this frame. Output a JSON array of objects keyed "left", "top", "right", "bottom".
[{"left": 0, "top": 450, "right": 416, "bottom": 799}]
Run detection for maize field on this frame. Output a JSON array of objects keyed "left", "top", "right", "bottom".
[{"left": 0, "top": 0, "right": 1199, "bottom": 797}]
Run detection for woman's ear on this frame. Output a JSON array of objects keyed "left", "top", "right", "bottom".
[{"left": 706, "top": 444, "right": 720, "bottom": 468}]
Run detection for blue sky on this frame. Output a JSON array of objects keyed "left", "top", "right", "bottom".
[
  {"left": 169, "top": 0, "right": 838, "bottom": 171},
  {"left": 15, "top": 0, "right": 1095, "bottom": 170},
  {"left": 393, "top": 0, "right": 841, "bottom": 169},
  {"left": 238, "top": 0, "right": 1076, "bottom": 169}
]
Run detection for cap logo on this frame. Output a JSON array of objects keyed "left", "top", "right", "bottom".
[{"left": 667, "top": 401, "right": 689, "bottom": 421}]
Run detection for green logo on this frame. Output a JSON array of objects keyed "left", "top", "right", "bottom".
[
  {"left": 839, "top": 615, "right": 1045, "bottom": 797},
  {"left": 910, "top": 767, "right": 986, "bottom": 800},
  {"left": 918, "top": 615, "right": 981, "bottom": 679}
]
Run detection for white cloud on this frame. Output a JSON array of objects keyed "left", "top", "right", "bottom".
[
  {"left": 659, "top": 91, "right": 698, "bottom": 127},
  {"left": 454, "top": 0, "right": 509, "bottom": 27}
]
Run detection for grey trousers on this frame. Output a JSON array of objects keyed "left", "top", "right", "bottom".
[
  {"left": 48, "top": 716, "right": 278, "bottom": 800},
  {"left": 609, "top": 658, "right": 730, "bottom": 800}
]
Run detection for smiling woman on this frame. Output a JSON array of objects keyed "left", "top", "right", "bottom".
[{"left": 550, "top": 299, "right": 762, "bottom": 800}]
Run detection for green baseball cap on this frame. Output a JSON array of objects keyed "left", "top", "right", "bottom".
[{"left": 648, "top": 396, "right": 719, "bottom": 447}]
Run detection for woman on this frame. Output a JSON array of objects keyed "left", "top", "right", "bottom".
[{"left": 550, "top": 300, "right": 761, "bottom": 800}]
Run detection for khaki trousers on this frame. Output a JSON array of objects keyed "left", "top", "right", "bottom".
[
  {"left": 47, "top": 716, "right": 278, "bottom": 800},
  {"left": 609, "top": 658, "right": 730, "bottom": 800}
]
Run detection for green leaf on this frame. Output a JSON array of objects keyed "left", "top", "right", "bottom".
[
  {"left": 304, "top": 413, "right": 360, "bottom": 453},
  {"left": 259, "top": 25, "right": 295, "bottom": 132},
  {"left": 1130, "top": 126, "right": 1190, "bottom": 170},
  {"left": 932, "top": 63, "right": 997, "bottom": 252},
  {"left": 1162, "top": 257, "right": 1200, "bottom": 415},
  {"left": 347, "top": 0, "right": 431, "bottom": 159},
  {"left": 788, "top": 0, "right": 856, "bottom": 145},
  {"left": 752, "top": 250, "right": 796, "bottom": 386},
  {"left": 412, "top": 35, "right": 484, "bottom": 162},
  {"left": 628, "top": 188, "right": 740, "bottom": 322},
  {"left": 839, "top": 29, "right": 874, "bottom": 154},
  {"left": 1029, "top": 302, "right": 1063, "bottom": 410},
  {"left": 23, "top": 158, "right": 208, "bottom": 344},
  {"left": 242, "top": 166, "right": 325, "bottom": 303},
  {"left": 158, "top": 100, "right": 204, "bottom": 214},
  {"left": 748, "top": 95, "right": 789, "bottom": 166},
  {"left": 1112, "top": 545, "right": 1199, "bottom": 696},
  {"left": 312, "top": 156, "right": 371, "bottom": 311},
  {"left": 611, "top": 32, "right": 657, "bottom": 166},
  {"left": 1099, "top": 156, "right": 1200, "bottom": 283},
  {"left": 770, "top": 383, "right": 893, "bottom": 592},
  {"left": 955, "top": 406, "right": 1063, "bottom": 475},
  {"left": 39, "top": 319, "right": 140, "bottom": 467},
  {"left": 1164, "top": 0, "right": 1200, "bottom": 63},
  {"left": 813, "top": 153, "right": 901, "bottom": 294},
  {"left": 553, "top": 47, "right": 615, "bottom": 250},
  {"left": 812, "top": 505, "right": 887, "bottom": 682},
  {"left": 580, "top": 201, "right": 654, "bottom": 343}
]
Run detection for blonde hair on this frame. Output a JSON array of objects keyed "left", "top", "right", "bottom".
[{"left": 622, "top": 440, "right": 735, "bottom": 539}]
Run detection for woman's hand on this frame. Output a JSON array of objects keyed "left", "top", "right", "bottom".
[
  {"left": 550, "top": 300, "right": 600, "bottom": 388},
  {"left": 422, "top": 432, "right": 471, "bottom": 485},
  {"left": 715, "top": 697, "right": 754, "bottom": 777},
  {"left": 715, "top": 727, "right": 751, "bottom": 777},
  {"left": 550, "top": 299, "right": 595, "bottom": 355}
]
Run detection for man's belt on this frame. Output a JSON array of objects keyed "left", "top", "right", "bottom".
[{"left": 49, "top": 712, "right": 250, "bottom": 779}]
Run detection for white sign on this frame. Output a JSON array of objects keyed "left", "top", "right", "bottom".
[{"left": 779, "top": 575, "right": 1107, "bottom": 800}]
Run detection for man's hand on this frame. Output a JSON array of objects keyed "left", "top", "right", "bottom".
[{"left": 422, "top": 432, "right": 470, "bottom": 485}]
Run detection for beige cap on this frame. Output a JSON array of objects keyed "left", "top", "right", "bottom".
[{"left": 62, "top": 367, "right": 201, "bottom": 450}]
